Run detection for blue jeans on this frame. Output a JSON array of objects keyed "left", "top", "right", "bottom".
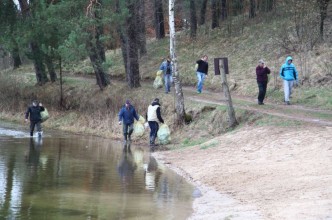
[
  {"left": 164, "top": 74, "right": 172, "bottom": 93},
  {"left": 196, "top": 72, "right": 206, "bottom": 92},
  {"left": 148, "top": 121, "right": 159, "bottom": 145}
]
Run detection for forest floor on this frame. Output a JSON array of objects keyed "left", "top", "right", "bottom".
[{"left": 154, "top": 85, "right": 332, "bottom": 220}]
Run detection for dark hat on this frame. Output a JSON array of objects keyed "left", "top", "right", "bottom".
[
  {"left": 125, "top": 100, "right": 131, "bottom": 105},
  {"left": 153, "top": 98, "right": 159, "bottom": 103}
]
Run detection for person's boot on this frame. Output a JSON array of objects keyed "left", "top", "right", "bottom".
[
  {"left": 30, "top": 131, "right": 33, "bottom": 137},
  {"left": 128, "top": 135, "right": 132, "bottom": 144}
]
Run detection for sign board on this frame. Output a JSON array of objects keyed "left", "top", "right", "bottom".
[{"left": 214, "top": 57, "right": 229, "bottom": 75}]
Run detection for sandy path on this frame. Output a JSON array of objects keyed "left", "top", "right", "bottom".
[{"left": 155, "top": 125, "right": 332, "bottom": 219}]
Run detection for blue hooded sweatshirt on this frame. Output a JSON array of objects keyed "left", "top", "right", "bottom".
[{"left": 279, "top": 56, "right": 298, "bottom": 81}]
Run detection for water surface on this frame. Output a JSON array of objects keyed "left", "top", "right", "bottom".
[{"left": 0, "top": 121, "right": 194, "bottom": 220}]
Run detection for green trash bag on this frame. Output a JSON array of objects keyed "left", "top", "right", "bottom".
[
  {"left": 157, "top": 124, "right": 171, "bottom": 145},
  {"left": 133, "top": 122, "right": 145, "bottom": 137},
  {"left": 153, "top": 70, "right": 163, "bottom": 89},
  {"left": 41, "top": 108, "right": 49, "bottom": 122}
]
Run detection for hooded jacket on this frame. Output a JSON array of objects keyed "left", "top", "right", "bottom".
[
  {"left": 279, "top": 56, "right": 298, "bottom": 81},
  {"left": 159, "top": 60, "right": 172, "bottom": 75},
  {"left": 25, "top": 105, "right": 45, "bottom": 122},
  {"left": 118, "top": 105, "right": 139, "bottom": 125}
]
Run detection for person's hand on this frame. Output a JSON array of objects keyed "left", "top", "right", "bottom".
[
  {"left": 39, "top": 102, "right": 43, "bottom": 106},
  {"left": 118, "top": 121, "right": 122, "bottom": 125},
  {"left": 25, "top": 119, "right": 28, "bottom": 123}
]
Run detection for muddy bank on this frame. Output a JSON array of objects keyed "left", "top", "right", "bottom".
[{"left": 154, "top": 125, "right": 332, "bottom": 220}]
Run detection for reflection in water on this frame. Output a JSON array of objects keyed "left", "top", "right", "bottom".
[
  {"left": 144, "top": 156, "right": 162, "bottom": 191},
  {"left": 118, "top": 146, "right": 137, "bottom": 186},
  {"left": 26, "top": 137, "right": 42, "bottom": 168},
  {"left": 0, "top": 123, "right": 194, "bottom": 220}
]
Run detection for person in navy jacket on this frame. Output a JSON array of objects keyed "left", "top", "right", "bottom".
[{"left": 118, "top": 100, "right": 139, "bottom": 145}]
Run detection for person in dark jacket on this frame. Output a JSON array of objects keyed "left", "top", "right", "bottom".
[
  {"left": 25, "top": 100, "right": 45, "bottom": 137},
  {"left": 256, "top": 59, "right": 271, "bottom": 105},
  {"left": 159, "top": 56, "right": 173, "bottom": 94},
  {"left": 118, "top": 100, "right": 139, "bottom": 145},
  {"left": 146, "top": 98, "right": 164, "bottom": 147},
  {"left": 196, "top": 55, "right": 209, "bottom": 94}
]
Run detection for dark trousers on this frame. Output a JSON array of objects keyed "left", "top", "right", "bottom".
[
  {"left": 257, "top": 81, "right": 268, "bottom": 103},
  {"left": 122, "top": 123, "right": 134, "bottom": 140},
  {"left": 30, "top": 120, "right": 42, "bottom": 136},
  {"left": 148, "top": 121, "right": 159, "bottom": 144}
]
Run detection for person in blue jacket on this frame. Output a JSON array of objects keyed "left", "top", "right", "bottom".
[
  {"left": 279, "top": 56, "right": 298, "bottom": 105},
  {"left": 159, "top": 56, "right": 173, "bottom": 94},
  {"left": 118, "top": 100, "right": 139, "bottom": 145}
]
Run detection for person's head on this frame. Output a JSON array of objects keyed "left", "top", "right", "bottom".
[
  {"left": 32, "top": 100, "right": 38, "bottom": 106},
  {"left": 152, "top": 98, "right": 160, "bottom": 104},
  {"left": 286, "top": 56, "right": 293, "bottom": 65},
  {"left": 125, "top": 100, "right": 131, "bottom": 108},
  {"left": 166, "top": 56, "right": 171, "bottom": 63},
  {"left": 258, "top": 59, "right": 265, "bottom": 67},
  {"left": 201, "top": 55, "right": 208, "bottom": 62}
]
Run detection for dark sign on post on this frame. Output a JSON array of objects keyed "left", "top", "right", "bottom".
[{"left": 214, "top": 57, "right": 229, "bottom": 75}]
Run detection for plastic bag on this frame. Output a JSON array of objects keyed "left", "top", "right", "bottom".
[
  {"left": 41, "top": 108, "right": 49, "bottom": 122},
  {"left": 153, "top": 70, "right": 163, "bottom": 89},
  {"left": 157, "top": 124, "right": 171, "bottom": 145},
  {"left": 133, "top": 122, "right": 145, "bottom": 137},
  {"left": 134, "top": 115, "right": 146, "bottom": 137}
]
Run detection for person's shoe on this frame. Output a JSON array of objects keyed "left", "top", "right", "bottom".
[
  {"left": 197, "top": 91, "right": 201, "bottom": 94},
  {"left": 286, "top": 101, "right": 290, "bottom": 105},
  {"left": 258, "top": 102, "right": 264, "bottom": 105},
  {"left": 30, "top": 132, "right": 33, "bottom": 137},
  {"left": 124, "top": 140, "right": 127, "bottom": 146}
]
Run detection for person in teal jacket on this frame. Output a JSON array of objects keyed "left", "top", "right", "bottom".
[{"left": 279, "top": 56, "right": 298, "bottom": 105}]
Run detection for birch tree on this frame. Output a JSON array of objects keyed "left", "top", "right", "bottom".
[{"left": 169, "top": 0, "right": 186, "bottom": 126}]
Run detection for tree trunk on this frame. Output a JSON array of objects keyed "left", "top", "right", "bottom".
[
  {"left": 189, "top": 0, "right": 197, "bottom": 38},
  {"left": 30, "top": 42, "right": 48, "bottom": 85},
  {"left": 221, "top": 0, "right": 227, "bottom": 21},
  {"left": 199, "top": 0, "right": 208, "bottom": 25},
  {"left": 45, "top": 55, "right": 57, "bottom": 82},
  {"left": 86, "top": 35, "right": 109, "bottom": 90},
  {"left": 211, "top": 0, "right": 219, "bottom": 29},
  {"left": 169, "top": 0, "right": 186, "bottom": 126},
  {"left": 11, "top": 45, "right": 22, "bottom": 69},
  {"left": 154, "top": 0, "right": 165, "bottom": 39},
  {"left": 317, "top": 0, "right": 330, "bottom": 39},
  {"left": 126, "top": 0, "right": 141, "bottom": 88},
  {"left": 19, "top": 0, "right": 48, "bottom": 85},
  {"left": 249, "top": 0, "right": 256, "bottom": 18},
  {"left": 86, "top": 0, "right": 109, "bottom": 90},
  {"left": 137, "top": 0, "right": 147, "bottom": 56}
]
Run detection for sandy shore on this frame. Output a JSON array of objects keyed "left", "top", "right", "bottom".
[{"left": 154, "top": 125, "right": 332, "bottom": 220}]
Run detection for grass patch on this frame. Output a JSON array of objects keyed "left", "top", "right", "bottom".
[
  {"left": 200, "top": 141, "right": 218, "bottom": 150},
  {"left": 254, "top": 115, "right": 303, "bottom": 127}
]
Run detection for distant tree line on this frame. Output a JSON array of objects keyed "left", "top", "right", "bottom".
[{"left": 0, "top": 0, "right": 330, "bottom": 89}]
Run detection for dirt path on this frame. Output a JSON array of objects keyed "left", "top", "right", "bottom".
[
  {"left": 152, "top": 86, "right": 332, "bottom": 219},
  {"left": 181, "top": 86, "right": 332, "bottom": 127}
]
